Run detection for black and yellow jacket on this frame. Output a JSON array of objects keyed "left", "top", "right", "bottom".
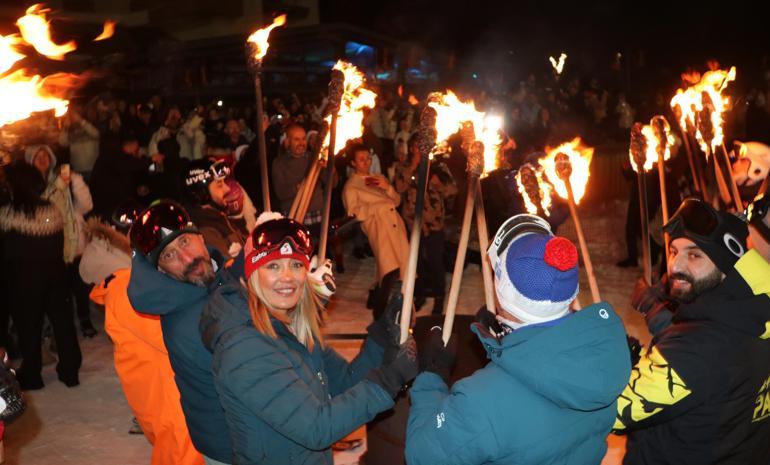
[{"left": 614, "top": 249, "right": 770, "bottom": 464}]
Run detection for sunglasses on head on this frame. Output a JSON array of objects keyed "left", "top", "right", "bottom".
[{"left": 664, "top": 198, "right": 721, "bottom": 241}]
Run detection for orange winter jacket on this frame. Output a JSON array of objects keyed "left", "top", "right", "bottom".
[{"left": 91, "top": 268, "right": 204, "bottom": 465}]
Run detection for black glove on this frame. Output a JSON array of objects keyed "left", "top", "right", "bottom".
[
  {"left": 419, "top": 327, "right": 457, "bottom": 384},
  {"left": 366, "top": 336, "right": 418, "bottom": 398},
  {"left": 475, "top": 306, "right": 504, "bottom": 337},
  {"left": 367, "top": 289, "right": 403, "bottom": 362},
  {"left": 0, "top": 362, "right": 25, "bottom": 423}
]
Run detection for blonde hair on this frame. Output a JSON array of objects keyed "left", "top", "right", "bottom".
[{"left": 246, "top": 271, "right": 325, "bottom": 351}]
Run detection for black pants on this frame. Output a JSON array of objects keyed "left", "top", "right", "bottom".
[
  {"left": 416, "top": 230, "right": 446, "bottom": 298},
  {"left": 8, "top": 259, "right": 82, "bottom": 388},
  {"left": 67, "top": 258, "right": 93, "bottom": 328}
]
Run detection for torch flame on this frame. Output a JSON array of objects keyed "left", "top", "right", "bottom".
[
  {"left": 516, "top": 164, "right": 553, "bottom": 215},
  {"left": 1, "top": 6, "right": 79, "bottom": 128},
  {"left": 247, "top": 14, "right": 286, "bottom": 62},
  {"left": 427, "top": 90, "right": 502, "bottom": 174},
  {"left": 94, "top": 20, "right": 116, "bottom": 42},
  {"left": 16, "top": 4, "right": 76, "bottom": 60},
  {"left": 540, "top": 137, "right": 594, "bottom": 204},
  {"left": 669, "top": 66, "right": 736, "bottom": 156},
  {"left": 549, "top": 52, "right": 567, "bottom": 75},
  {"left": 408, "top": 94, "right": 419, "bottom": 106},
  {"left": 322, "top": 61, "right": 377, "bottom": 155},
  {"left": 630, "top": 123, "right": 673, "bottom": 173}
]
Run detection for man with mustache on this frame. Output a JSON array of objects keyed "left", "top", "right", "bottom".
[
  {"left": 614, "top": 198, "right": 770, "bottom": 464},
  {"left": 127, "top": 201, "right": 237, "bottom": 465}
]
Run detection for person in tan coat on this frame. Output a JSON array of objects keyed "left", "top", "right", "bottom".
[{"left": 343, "top": 144, "right": 410, "bottom": 317}]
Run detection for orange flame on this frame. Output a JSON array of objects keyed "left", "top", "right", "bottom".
[
  {"left": 670, "top": 66, "right": 736, "bottom": 156},
  {"left": 247, "top": 14, "right": 286, "bottom": 62},
  {"left": 427, "top": 90, "right": 502, "bottom": 174},
  {"left": 630, "top": 123, "right": 674, "bottom": 173},
  {"left": 322, "top": 61, "right": 377, "bottom": 155},
  {"left": 16, "top": 4, "right": 76, "bottom": 60},
  {"left": 516, "top": 165, "right": 553, "bottom": 215},
  {"left": 540, "top": 138, "right": 594, "bottom": 204},
  {"left": 1, "top": 7, "right": 80, "bottom": 128},
  {"left": 408, "top": 94, "right": 419, "bottom": 106},
  {"left": 94, "top": 20, "right": 116, "bottom": 42}
]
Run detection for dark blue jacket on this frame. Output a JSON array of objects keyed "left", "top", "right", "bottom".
[
  {"left": 406, "top": 303, "right": 631, "bottom": 465},
  {"left": 127, "top": 248, "right": 237, "bottom": 463},
  {"left": 199, "top": 275, "right": 394, "bottom": 465}
]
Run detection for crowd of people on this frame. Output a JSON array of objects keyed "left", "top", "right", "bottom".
[{"left": 0, "top": 68, "right": 769, "bottom": 464}]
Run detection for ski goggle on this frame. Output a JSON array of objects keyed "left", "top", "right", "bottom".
[
  {"left": 664, "top": 198, "right": 721, "bottom": 242},
  {"left": 747, "top": 194, "right": 770, "bottom": 242},
  {"left": 129, "top": 201, "right": 195, "bottom": 256},
  {"left": 488, "top": 214, "right": 552, "bottom": 261},
  {"left": 210, "top": 160, "right": 231, "bottom": 180},
  {"left": 251, "top": 218, "right": 313, "bottom": 258}
]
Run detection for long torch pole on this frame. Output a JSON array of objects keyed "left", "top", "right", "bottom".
[
  {"left": 442, "top": 141, "right": 484, "bottom": 345},
  {"left": 474, "top": 183, "right": 497, "bottom": 314},
  {"left": 555, "top": 152, "right": 601, "bottom": 303},
  {"left": 317, "top": 69, "right": 345, "bottom": 262},
  {"left": 253, "top": 66, "right": 271, "bottom": 212},
  {"left": 399, "top": 107, "right": 437, "bottom": 343},
  {"left": 652, "top": 116, "right": 671, "bottom": 260},
  {"left": 637, "top": 170, "right": 653, "bottom": 285},
  {"left": 721, "top": 142, "right": 743, "bottom": 211}
]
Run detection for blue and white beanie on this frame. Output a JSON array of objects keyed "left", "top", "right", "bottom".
[{"left": 493, "top": 233, "right": 579, "bottom": 325}]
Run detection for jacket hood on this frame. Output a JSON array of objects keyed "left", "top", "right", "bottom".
[
  {"left": 127, "top": 246, "right": 225, "bottom": 316},
  {"left": 199, "top": 271, "right": 251, "bottom": 352},
  {"left": 674, "top": 249, "right": 770, "bottom": 339},
  {"left": 24, "top": 145, "right": 57, "bottom": 178},
  {"left": 78, "top": 220, "right": 132, "bottom": 285},
  {"left": 472, "top": 303, "right": 631, "bottom": 411}
]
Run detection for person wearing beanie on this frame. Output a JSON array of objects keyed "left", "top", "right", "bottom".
[
  {"left": 126, "top": 200, "right": 236, "bottom": 465},
  {"left": 615, "top": 197, "right": 770, "bottom": 464},
  {"left": 198, "top": 212, "right": 418, "bottom": 465},
  {"left": 406, "top": 214, "right": 631, "bottom": 465},
  {"left": 181, "top": 159, "right": 249, "bottom": 258}
]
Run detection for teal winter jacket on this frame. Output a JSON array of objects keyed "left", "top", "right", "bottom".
[
  {"left": 199, "top": 275, "right": 395, "bottom": 465},
  {"left": 406, "top": 303, "right": 631, "bottom": 465}
]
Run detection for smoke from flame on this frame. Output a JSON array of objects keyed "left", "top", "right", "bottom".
[{"left": 247, "top": 14, "right": 286, "bottom": 62}]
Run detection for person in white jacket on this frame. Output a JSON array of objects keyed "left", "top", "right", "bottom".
[
  {"left": 58, "top": 108, "right": 100, "bottom": 181},
  {"left": 26, "top": 145, "right": 97, "bottom": 337}
]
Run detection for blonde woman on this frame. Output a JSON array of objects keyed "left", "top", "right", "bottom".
[{"left": 199, "top": 214, "right": 417, "bottom": 465}]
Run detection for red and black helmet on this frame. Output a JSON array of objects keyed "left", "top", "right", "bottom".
[
  {"left": 244, "top": 217, "right": 313, "bottom": 280},
  {"left": 129, "top": 200, "right": 199, "bottom": 265}
]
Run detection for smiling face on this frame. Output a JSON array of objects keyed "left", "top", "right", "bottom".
[
  {"left": 157, "top": 233, "right": 214, "bottom": 287},
  {"left": 256, "top": 257, "right": 308, "bottom": 312},
  {"left": 667, "top": 237, "right": 725, "bottom": 303},
  {"left": 33, "top": 149, "right": 51, "bottom": 176}
]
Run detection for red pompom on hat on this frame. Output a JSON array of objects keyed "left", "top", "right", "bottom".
[{"left": 544, "top": 236, "right": 578, "bottom": 271}]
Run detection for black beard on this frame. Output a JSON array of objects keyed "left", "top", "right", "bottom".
[
  {"left": 184, "top": 257, "right": 215, "bottom": 287},
  {"left": 668, "top": 268, "right": 724, "bottom": 303}
]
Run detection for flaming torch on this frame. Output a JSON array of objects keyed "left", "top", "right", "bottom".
[
  {"left": 541, "top": 138, "right": 601, "bottom": 303},
  {"left": 650, "top": 116, "right": 674, "bottom": 254},
  {"left": 317, "top": 61, "right": 377, "bottom": 262},
  {"left": 290, "top": 122, "right": 329, "bottom": 222},
  {"left": 517, "top": 163, "right": 553, "bottom": 217},
  {"left": 399, "top": 106, "right": 438, "bottom": 343},
  {"left": 630, "top": 123, "right": 653, "bottom": 285},
  {"left": 247, "top": 14, "right": 287, "bottom": 211}
]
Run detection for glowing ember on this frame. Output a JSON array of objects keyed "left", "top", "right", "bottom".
[
  {"left": 247, "top": 14, "right": 286, "bottom": 62},
  {"left": 94, "top": 20, "right": 116, "bottom": 42},
  {"left": 427, "top": 90, "right": 502, "bottom": 174},
  {"left": 540, "top": 138, "right": 594, "bottom": 204},
  {"left": 408, "top": 94, "right": 419, "bottom": 106},
  {"left": 549, "top": 52, "right": 567, "bottom": 75},
  {"left": 322, "top": 61, "right": 377, "bottom": 155},
  {"left": 669, "top": 66, "right": 736, "bottom": 156},
  {"left": 17, "top": 4, "right": 76, "bottom": 60},
  {"left": 516, "top": 163, "right": 553, "bottom": 215}
]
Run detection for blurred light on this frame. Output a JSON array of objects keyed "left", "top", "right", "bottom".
[
  {"left": 217, "top": 100, "right": 223, "bottom": 107},
  {"left": 472, "top": 73, "right": 478, "bottom": 79}
]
